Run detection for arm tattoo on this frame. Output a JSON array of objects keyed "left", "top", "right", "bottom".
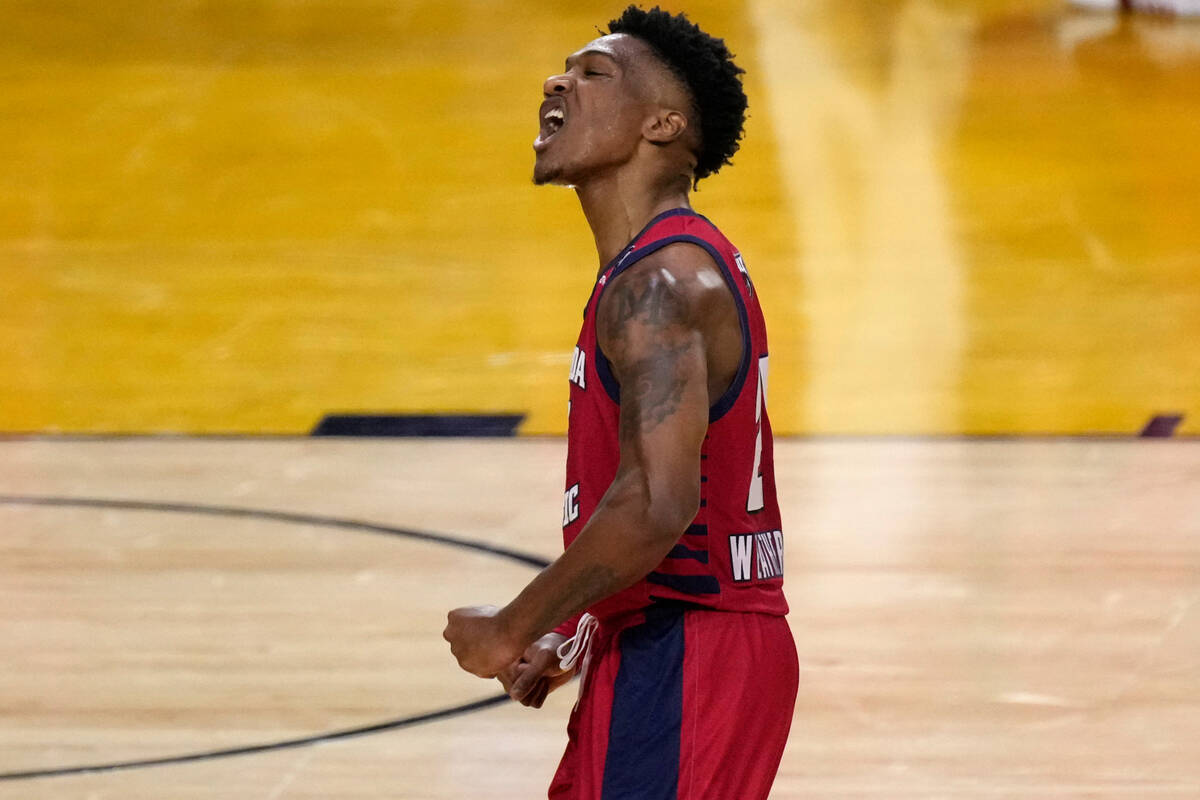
[
  {"left": 620, "top": 342, "right": 690, "bottom": 440},
  {"left": 600, "top": 267, "right": 697, "bottom": 441},
  {"left": 607, "top": 272, "right": 691, "bottom": 330}
]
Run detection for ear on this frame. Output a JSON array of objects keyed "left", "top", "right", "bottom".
[{"left": 643, "top": 109, "right": 689, "bottom": 144}]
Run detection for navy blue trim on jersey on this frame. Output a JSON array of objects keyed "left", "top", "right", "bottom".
[
  {"left": 666, "top": 543, "right": 709, "bottom": 563},
  {"left": 584, "top": 209, "right": 695, "bottom": 322},
  {"left": 603, "top": 207, "right": 698, "bottom": 273},
  {"left": 595, "top": 342, "right": 622, "bottom": 405},
  {"left": 590, "top": 226, "right": 753, "bottom": 423},
  {"left": 684, "top": 523, "right": 707, "bottom": 537},
  {"left": 648, "top": 597, "right": 709, "bottom": 613},
  {"left": 646, "top": 571, "right": 721, "bottom": 595},
  {"left": 601, "top": 608, "right": 685, "bottom": 800}
]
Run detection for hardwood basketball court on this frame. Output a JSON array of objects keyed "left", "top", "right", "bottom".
[{"left": 1, "top": 437, "right": 1197, "bottom": 798}]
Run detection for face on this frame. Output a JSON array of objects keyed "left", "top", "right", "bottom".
[{"left": 533, "top": 34, "right": 653, "bottom": 186}]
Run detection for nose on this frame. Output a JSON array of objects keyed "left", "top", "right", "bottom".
[{"left": 543, "top": 73, "right": 572, "bottom": 96}]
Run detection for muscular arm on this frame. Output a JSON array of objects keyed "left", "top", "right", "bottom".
[
  {"left": 444, "top": 243, "right": 741, "bottom": 678},
  {"left": 495, "top": 245, "right": 723, "bottom": 648}
]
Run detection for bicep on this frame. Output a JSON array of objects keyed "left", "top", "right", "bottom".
[
  {"left": 613, "top": 318, "right": 708, "bottom": 475},
  {"left": 598, "top": 261, "right": 710, "bottom": 530}
]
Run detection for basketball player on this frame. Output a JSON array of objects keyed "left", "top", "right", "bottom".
[{"left": 443, "top": 6, "right": 798, "bottom": 798}]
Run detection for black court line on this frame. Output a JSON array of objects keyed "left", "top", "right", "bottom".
[
  {"left": 0, "top": 494, "right": 552, "bottom": 781},
  {"left": 0, "top": 494, "right": 552, "bottom": 569},
  {"left": 0, "top": 695, "right": 510, "bottom": 781}
]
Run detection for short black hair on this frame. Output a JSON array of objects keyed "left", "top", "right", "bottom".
[{"left": 607, "top": 5, "right": 748, "bottom": 184}]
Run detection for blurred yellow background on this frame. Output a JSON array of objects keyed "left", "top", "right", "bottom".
[{"left": 2, "top": 0, "right": 1197, "bottom": 435}]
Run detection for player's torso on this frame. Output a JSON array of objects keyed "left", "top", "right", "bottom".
[{"left": 563, "top": 208, "right": 787, "bottom": 621}]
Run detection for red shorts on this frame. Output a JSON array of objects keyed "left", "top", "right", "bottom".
[{"left": 548, "top": 605, "right": 798, "bottom": 800}]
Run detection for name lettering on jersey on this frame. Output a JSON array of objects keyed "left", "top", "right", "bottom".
[
  {"left": 562, "top": 482, "right": 580, "bottom": 527},
  {"left": 728, "top": 530, "right": 784, "bottom": 582},
  {"left": 755, "top": 531, "right": 783, "bottom": 579},
  {"left": 729, "top": 534, "right": 754, "bottom": 582},
  {"left": 734, "top": 251, "right": 754, "bottom": 297},
  {"left": 569, "top": 346, "right": 587, "bottom": 390}
]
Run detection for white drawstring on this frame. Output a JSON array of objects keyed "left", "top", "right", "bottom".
[
  {"left": 556, "top": 612, "right": 598, "bottom": 670},
  {"left": 556, "top": 612, "right": 599, "bottom": 705}
]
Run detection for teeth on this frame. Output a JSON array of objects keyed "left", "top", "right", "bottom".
[{"left": 545, "top": 108, "right": 564, "bottom": 122}]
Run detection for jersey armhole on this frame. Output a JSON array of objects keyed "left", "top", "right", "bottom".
[{"left": 592, "top": 234, "right": 752, "bottom": 424}]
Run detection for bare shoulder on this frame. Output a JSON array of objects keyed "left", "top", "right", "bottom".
[{"left": 596, "top": 242, "right": 733, "bottom": 349}]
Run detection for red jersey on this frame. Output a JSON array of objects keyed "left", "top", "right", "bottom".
[{"left": 559, "top": 208, "right": 787, "bottom": 626}]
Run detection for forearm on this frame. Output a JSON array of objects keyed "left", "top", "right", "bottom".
[{"left": 499, "top": 470, "right": 693, "bottom": 646}]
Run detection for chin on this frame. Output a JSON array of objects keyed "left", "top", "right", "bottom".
[{"left": 533, "top": 162, "right": 566, "bottom": 186}]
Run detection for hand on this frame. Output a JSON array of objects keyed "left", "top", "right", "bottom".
[
  {"left": 497, "top": 632, "right": 574, "bottom": 708},
  {"left": 443, "top": 605, "right": 526, "bottom": 678}
]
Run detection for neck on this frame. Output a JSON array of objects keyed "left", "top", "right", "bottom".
[{"left": 574, "top": 168, "right": 692, "bottom": 271}]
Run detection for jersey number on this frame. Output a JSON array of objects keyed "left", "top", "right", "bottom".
[{"left": 747, "top": 355, "right": 769, "bottom": 512}]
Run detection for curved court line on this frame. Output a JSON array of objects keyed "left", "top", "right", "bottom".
[
  {"left": 0, "top": 695, "right": 510, "bottom": 781},
  {"left": 0, "top": 494, "right": 552, "bottom": 569},
  {"left": 0, "top": 494, "right": 551, "bottom": 781}
]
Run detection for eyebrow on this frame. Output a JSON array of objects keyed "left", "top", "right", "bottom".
[{"left": 564, "top": 49, "right": 619, "bottom": 70}]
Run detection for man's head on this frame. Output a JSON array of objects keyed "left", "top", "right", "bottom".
[{"left": 533, "top": 5, "right": 747, "bottom": 189}]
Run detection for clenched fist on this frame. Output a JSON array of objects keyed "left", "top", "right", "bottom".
[
  {"left": 498, "top": 632, "right": 573, "bottom": 708},
  {"left": 443, "top": 604, "right": 526, "bottom": 678}
]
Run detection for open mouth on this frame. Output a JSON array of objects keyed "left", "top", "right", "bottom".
[{"left": 535, "top": 101, "right": 566, "bottom": 150}]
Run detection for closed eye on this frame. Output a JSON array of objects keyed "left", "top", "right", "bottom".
[{"left": 564, "top": 49, "right": 618, "bottom": 77}]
